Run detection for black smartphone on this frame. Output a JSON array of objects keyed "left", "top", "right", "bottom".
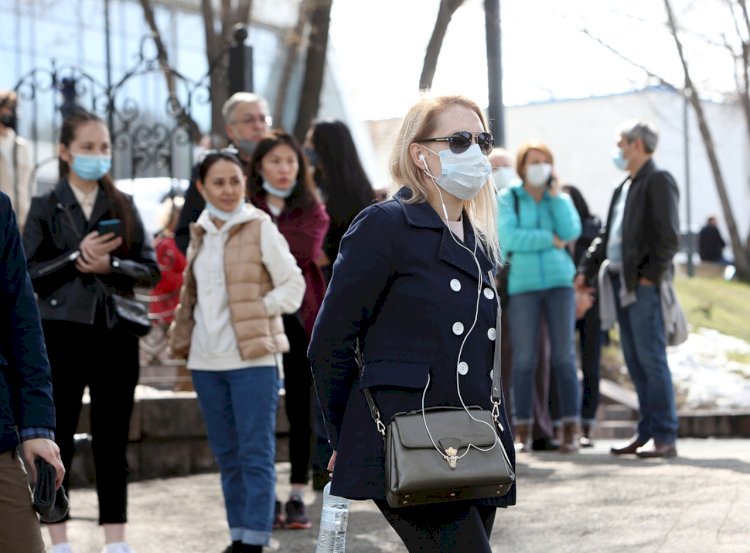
[
  {"left": 546, "top": 175, "right": 554, "bottom": 188},
  {"left": 97, "top": 218, "right": 122, "bottom": 236}
]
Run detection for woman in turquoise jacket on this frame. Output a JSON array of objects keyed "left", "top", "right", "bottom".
[{"left": 497, "top": 141, "right": 582, "bottom": 452}]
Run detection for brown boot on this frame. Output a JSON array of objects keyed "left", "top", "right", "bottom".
[
  {"left": 514, "top": 423, "right": 532, "bottom": 452},
  {"left": 559, "top": 422, "right": 580, "bottom": 453}
]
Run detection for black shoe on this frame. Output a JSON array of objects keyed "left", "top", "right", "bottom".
[
  {"left": 221, "top": 541, "right": 240, "bottom": 553},
  {"left": 284, "top": 497, "right": 312, "bottom": 529},
  {"left": 532, "top": 437, "right": 561, "bottom": 451}
]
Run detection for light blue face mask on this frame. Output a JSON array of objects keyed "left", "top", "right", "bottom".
[
  {"left": 205, "top": 200, "right": 243, "bottom": 222},
  {"left": 422, "top": 144, "right": 492, "bottom": 201},
  {"left": 262, "top": 180, "right": 294, "bottom": 199},
  {"left": 612, "top": 149, "right": 628, "bottom": 171},
  {"left": 72, "top": 154, "right": 111, "bottom": 181}
]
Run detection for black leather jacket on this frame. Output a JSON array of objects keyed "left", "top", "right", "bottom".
[
  {"left": 22, "top": 179, "right": 160, "bottom": 326},
  {"left": 579, "top": 159, "right": 679, "bottom": 292}
]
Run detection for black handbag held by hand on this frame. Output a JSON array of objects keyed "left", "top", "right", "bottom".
[
  {"left": 363, "top": 305, "right": 515, "bottom": 508},
  {"left": 33, "top": 457, "right": 69, "bottom": 523},
  {"left": 110, "top": 293, "right": 151, "bottom": 337}
]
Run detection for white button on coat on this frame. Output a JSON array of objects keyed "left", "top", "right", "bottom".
[
  {"left": 457, "top": 362, "right": 469, "bottom": 375},
  {"left": 452, "top": 322, "right": 464, "bottom": 335},
  {"left": 483, "top": 288, "right": 495, "bottom": 300},
  {"left": 450, "top": 279, "right": 462, "bottom": 292},
  {"left": 487, "top": 328, "right": 497, "bottom": 341}
]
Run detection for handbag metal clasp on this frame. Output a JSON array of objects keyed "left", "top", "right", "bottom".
[{"left": 445, "top": 447, "right": 458, "bottom": 469}]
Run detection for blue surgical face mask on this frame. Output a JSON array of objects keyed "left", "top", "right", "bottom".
[
  {"left": 205, "top": 200, "right": 243, "bottom": 222},
  {"left": 235, "top": 139, "right": 257, "bottom": 157},
  {"left": 72, "top": 154, "right": 111, "bottom": 181},
  {"left": 262, "top": 180, "right": 294, "bottom": 199},
  {"left": 422, "top": 144, "right": 492, "bottom": 201},
  {"left": 492, "top": 167, "right": 516, "bottom": 189},
  {"left": 525, "top": 162, "right": 552, "bottom": 188},
  {"left": 612, "top": 148, "right": 628, "bottom": 171}
]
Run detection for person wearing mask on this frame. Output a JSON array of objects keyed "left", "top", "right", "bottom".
[
  {"left": 562, "top": 184, "right": 603, "bottom": 447},
  {"left": 1, "top": 193, "right": 66, "bottom": 553},
  {"left": 0, "top": 90, "right": 33, "bottom": 229},
  {"left": 497, "top": 141, "right": 582, "bottom": 453},
  {"left": 23, "top": 111, "right": 160, "bottom": 553},
  {"left": 168, "top": 150, "right": 305, "bottom": 553},
  {"left": 175, "top": 93, "right": 270, "bottom": 254},
  {"left": 488, "top": 147, "right": 516, "bottom": 191},
  {"left": 248, "top": 130, "right": 329, "bottom": 530},
  {"left": 577, "top": 120, "right": 681, "bottom": 459},
  {"left": 309, "top": 95, "right": 516, "bottom": 551},
  {"left": 305, "top": 119, "right": 375, "bottom": 279},
  {"left": 492, "top": 146, "right": 559, "bottom": 451}
]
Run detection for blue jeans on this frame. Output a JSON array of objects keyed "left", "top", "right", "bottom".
[
  {"left": 192, "top": 366, "right": 279, "bottom": 546},
  {"left": 611, "top": 275, "right": 679, "bottom": 443},
  {"left": 508, "top": 287, "right": 580, "bottom": 424}
]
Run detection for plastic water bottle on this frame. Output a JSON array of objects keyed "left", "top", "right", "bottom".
[{"left": 315, "top": 481, "right": 349, "bottom": 553}]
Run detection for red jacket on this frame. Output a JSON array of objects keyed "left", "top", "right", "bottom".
[{"left": 256, "top": 197, "right": 330, "bottom": 339}]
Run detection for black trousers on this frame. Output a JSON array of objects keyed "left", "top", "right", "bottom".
[
  {"left": 42, "top": 320, "right": 139, "bottom": 524},
  {"left": 374, "top": 500, "right": 497, "bottom": 552},
  {"left": 282, "top": 315, "right": 313, "bottom": 485}
]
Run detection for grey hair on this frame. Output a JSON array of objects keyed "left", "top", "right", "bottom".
[
  {"left": 221, "top": 92, "right": 269, "bottom": 124},
  {"left": 617, "top": 119, "right": 659, "bottom": 153}
]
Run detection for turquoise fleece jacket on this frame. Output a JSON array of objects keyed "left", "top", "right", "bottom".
[{"left": 497, "top": 183, "right": 582, "bottom": 295}]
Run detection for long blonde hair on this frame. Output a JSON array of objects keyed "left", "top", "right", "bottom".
[{"left": 389, "top": 94, "right": 500, "bottom": 266}]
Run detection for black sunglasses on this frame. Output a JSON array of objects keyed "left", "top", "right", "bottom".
[{"left": 416, "top": 131, "right": 494, "bottom": 155}]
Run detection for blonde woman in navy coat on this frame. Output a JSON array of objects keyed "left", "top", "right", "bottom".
[{"left": 309, "top": 95, "right": 516, "bottom": 552}]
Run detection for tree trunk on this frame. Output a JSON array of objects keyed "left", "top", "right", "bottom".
[
  {"left": 664, "top": 0, "right": 750, "bottom": 280},
  {"left": 274, "top": 0, "right": 311, "bottom": 126},
  {"left": 201, "top": 0, "right": 227, "bottom": 138},
  {"left": 293, "top": 0, "right": 333, "bottom": 143},
  {"left": 419, "top": 0, "right": 466, "bottom": 91},
  {"left": 138, "top": 0, "right": 201, "bottom": 142}
]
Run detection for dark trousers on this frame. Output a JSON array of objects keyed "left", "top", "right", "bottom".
[
  {"left": 374, "top": 500, "right": 497, "bottom": 552},
  {"left": 43, "top": 320, "right": 139, "bottom": 524},
  {"left": 577, "top": 303, "right": 603, "bottom": 424},
  {"left": 282, "top": 315, "right": 313, "bottom": 485}
]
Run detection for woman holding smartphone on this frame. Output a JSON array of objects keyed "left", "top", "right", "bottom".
[{"left": 23, "top": 111, "right": 160, "bottom": 553}]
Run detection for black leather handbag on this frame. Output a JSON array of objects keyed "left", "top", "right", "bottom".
[
  {"left": 364, "top": 308, "right": 515, "bottom": 508},
  {"left": 111, "top": 293, "right": 151, "bottom": 337}
]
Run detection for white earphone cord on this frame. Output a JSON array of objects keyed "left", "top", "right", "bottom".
[{"left": 419, "top": 156, "right": 501, "bottom": 460}]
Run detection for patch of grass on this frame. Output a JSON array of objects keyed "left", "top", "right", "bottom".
[
  {"left": 674, "top": 276, "right": 750, "bottom": 344},
  {"left": 727, "top": 351, "right": 750, "bottom": 365}
]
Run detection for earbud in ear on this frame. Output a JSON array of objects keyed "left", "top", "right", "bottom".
[{"left": 418, "top": 153, "right": 426, "bottom": 162}]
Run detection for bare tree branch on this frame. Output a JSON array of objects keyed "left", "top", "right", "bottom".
[
  {"left": 138, "top": 0, "right": 200, "bottom": 141},
  {"left": 274, "top": 0, "right": 310, "bottom": 125},
  {"left": 664, "top": 0, "right": 750, "bottom": 278},
  {"left": 580, "top": 28, "right": 678, "bottom": 88},
  {"left": 419, "top": 0, "right": 466, "bottom": 91}
]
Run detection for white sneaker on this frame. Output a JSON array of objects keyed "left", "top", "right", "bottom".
[
  {"left": 51, "top": 544, "right": 75, "bottom": 553},
  {"left": 100, "top": 543, "right": 136, "bottom": 553}
]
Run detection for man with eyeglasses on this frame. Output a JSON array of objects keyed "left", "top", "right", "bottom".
[{"left": 175, "top": 92, "right": 271, "bottom": 254}]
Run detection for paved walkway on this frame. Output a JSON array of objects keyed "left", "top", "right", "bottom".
[{"left": 44, "top": 439, "right": 750, "bottom": 552}]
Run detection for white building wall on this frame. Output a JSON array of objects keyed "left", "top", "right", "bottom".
[{"left": 505, "top": 87, "right": 750, "bottom": 241}]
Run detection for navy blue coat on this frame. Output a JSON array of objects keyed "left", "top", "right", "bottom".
[
  {"left": 0, "top": 193, "right": 56, "bottom": 454},
  {"left": 308, "top": 188, "right": 516, "bottom": 507}
]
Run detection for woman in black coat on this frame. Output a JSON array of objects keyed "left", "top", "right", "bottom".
[
  {"left": 308, "top": 95, "right": 515, "bottom": 552},
  {"left": 23, "top": 111, "right": 159, "bottom": 553}
]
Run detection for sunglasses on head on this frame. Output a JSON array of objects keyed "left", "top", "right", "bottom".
[{"left": 416, "top": 131, "right": 494, "bottom": 155}]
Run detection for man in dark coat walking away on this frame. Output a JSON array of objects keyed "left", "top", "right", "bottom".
[{"left": 0, "top": 192, "right": 65, "bottom": 552}]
